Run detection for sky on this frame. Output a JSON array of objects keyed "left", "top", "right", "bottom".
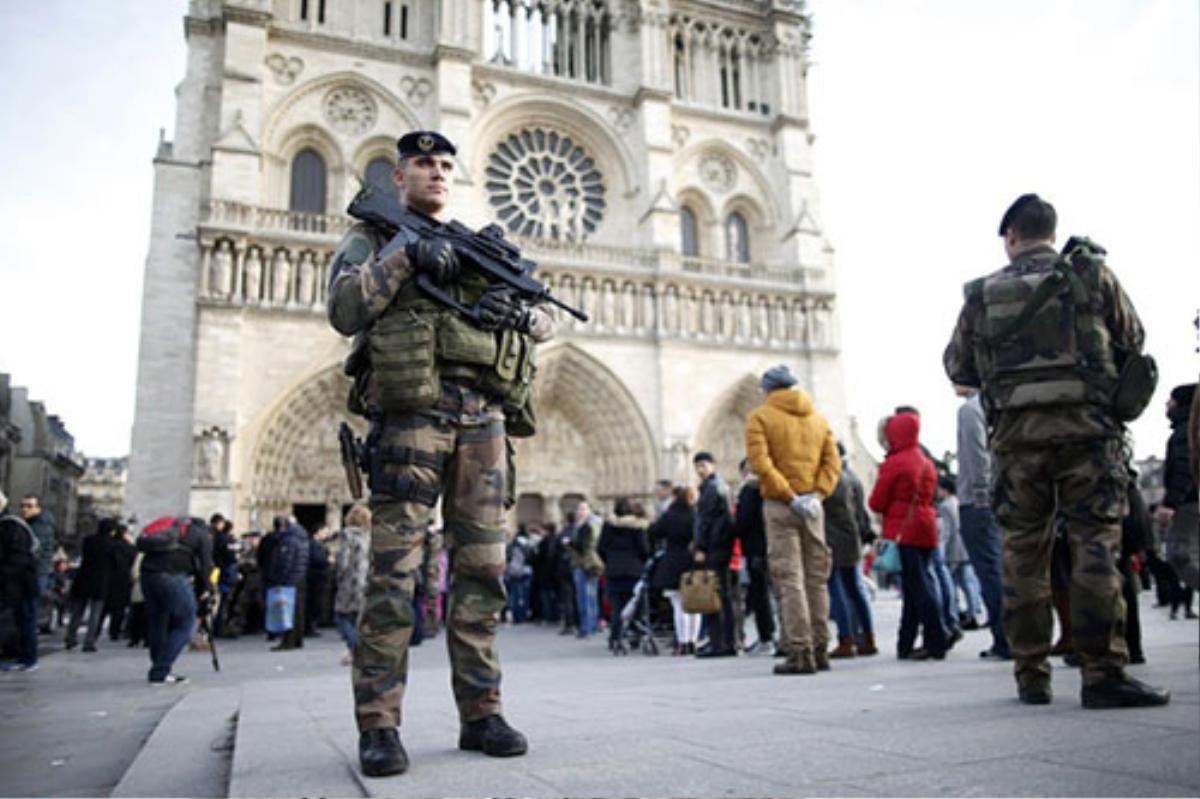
[{"left": 0, "top": 1, "right": 1197, "bottom": 464}]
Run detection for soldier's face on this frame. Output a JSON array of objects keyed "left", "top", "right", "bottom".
[{"left": 396, "top": 154, "right": 454, "bottom": 217}]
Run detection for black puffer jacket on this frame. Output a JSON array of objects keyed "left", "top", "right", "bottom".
[
  {"left": 733, "top": 479, "right": 766, "bottom": 561},
  {"left": 71, "top": 526, "right": 112, "bottom": 601},
  {"left": 650, "top": 500, "right": 696, "bottom": 592},
  {"left": 0, "top": 515, "right": 39, "bottom": 602},
  {"left": 1164, "top": 398, "right": 1198, "bottom": 510},
  {"left": 823, "top": 474, "right": 862, "bottom": 569},
  {"left": 598, "top": 516, "right": 650, "bottom": 580}
]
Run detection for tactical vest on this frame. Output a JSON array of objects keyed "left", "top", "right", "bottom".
[
  {"left": 966, "top": 245, "right": 1117, "bottom": 415},
  {"left": 364, "top": 268, "right": 538, "bottom": 435}
]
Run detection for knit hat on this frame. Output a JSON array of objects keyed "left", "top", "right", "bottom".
[
  {"left": 760, "top": 364, "right": 797, "bottom": 392},
  {"left": 1170, "top": 383, "right": 1197, "bottom": 408}
]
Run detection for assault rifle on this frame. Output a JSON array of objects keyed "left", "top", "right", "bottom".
[{"left": 346, "top": 182, "right": 589, "bottom": 324}]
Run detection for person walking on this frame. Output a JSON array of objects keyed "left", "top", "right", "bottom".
[
  {"left": 1158, "top": 383, "right": 1198, "bottom": 594},
  {"left": 334, "top": 505, "right": 371, "bottom": 666},
  {"left": 265, "top": 517, "right": 309, "bottom": 651},
  {"left": 64, "top": 518, "right": 113, "bottom": 652},
  {"left": 650, "top": 486, "right": 701, "bottom": 655},
  {"left": 745, "top": 364, "right": 841, "bottom": 675},
  {"left": 598, "top": 499, "right": 650, "bottom": 652},
  {"left": 871, "top": 412, "right": 947, "bottom": 661},
  {"left": 103, "top": 521, "right": 137, "bottom": 642},
  {"left": 137, "top": 517, "right": 214, "bottom": 684},
  {"left": 691, "top": 452, "right": 738, "bottom": 658},
  {"left": 944, "top": 192, "right": 1168, "bottom": 707}
]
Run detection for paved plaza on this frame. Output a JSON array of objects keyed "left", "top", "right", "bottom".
[{"left": 1, "top": 593, "right": 1197, "bottom": 798}]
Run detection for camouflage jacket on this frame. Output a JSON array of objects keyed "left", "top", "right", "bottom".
[
  {"left": 942, "top": 243, "right": 1145, "bottom": 451},
  {"left": 326, "top": 221, "right": 556, "bottom": 340}
]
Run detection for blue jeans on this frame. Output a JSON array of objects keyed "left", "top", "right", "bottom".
[
  {"left": 930, "top": 547, "right": 961, "bottom": 632},
  {"left": 897, "top": 545, "right": 947, "bottom": 656},
  {"left": 834, "top": 566, "right": 873, "bottom": 636},
  {"left": 505, "top": 576, "right": 532, "bottom": 623},
  {"left": 572, "top": 568, "right": 599, "bottom": 636},
  {"left": 142, "top": 572, "right": 197, "bottom": 682},
  {"left": 959, "top": 504, "right": 1010, "bottom": 655},
  {"left": 952, "top": 562, "right": 984, "bottom": 619},
  {"left": 334, "top": 611, "right": 357, "bottom": 652},
  {"left": 828, "top": 572, "right": 853, "bottom": 639},
  {"left": 538, "top": 584, "right": 561, "bottom": 623}
]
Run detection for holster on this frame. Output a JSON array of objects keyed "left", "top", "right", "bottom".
[
  {"left": 338, "top": 423, "right": 365, "bottom": 500},
  {"left": 366, "top": 442, "right": 446, "bottom": 507}
]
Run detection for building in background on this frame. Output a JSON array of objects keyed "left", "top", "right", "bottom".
[
  {"left": 75, "top": 457, "right": 130, "bottom": 540},
  {"left": 1, "top": 373, "right": 86, "bottom": 552},
  {"left": 127, "top": 0, "right": 851, "bottom": 532}
]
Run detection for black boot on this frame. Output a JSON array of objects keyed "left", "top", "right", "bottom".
[
  {"left": 1018, "top": 682, "right": 1052, "bottom": 705},
  {"left": 359, "top": 728, "right": 408, "bottom": 777},
  {"left": 1082, "top": 674, "right": 1170, "bottom": 709},
  {"left": 459, "top": 715, "right": 528, "bottom": 757}
]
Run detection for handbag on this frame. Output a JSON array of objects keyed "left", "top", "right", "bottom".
[
  {"left": 874, "top": 540, "right": 901, "bottom": 574},
  {"left": 680, "top": 569, "right": 722, "bottom": 615},
  {"left": 265, "top": 585, "right": 297, "bottom": 634}
]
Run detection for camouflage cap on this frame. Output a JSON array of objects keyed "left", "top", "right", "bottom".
[{"left": 397, "top": 130, "right": 457, "bottom": 160}]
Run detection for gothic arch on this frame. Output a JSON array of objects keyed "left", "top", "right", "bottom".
[
  {"left": 262, "top": 70, "right": 421, "bottom": 151},
  {"left": 468, "top": 93, "right": 638, "bottom": 202},
  {"left": 246, "top": 364, "right": 365, "bottom": 521},
  {"left": 512, "top": 343, "right": 657, "bottom": 506},
  {"left": 675, "top": 139, "right": 782, "bottom": 225},
  {"left": 694, "top": 373, "right": 761, "bottom": 486}
]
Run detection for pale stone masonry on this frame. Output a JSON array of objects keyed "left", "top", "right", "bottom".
[{"left": 127, "top": 0, "right": 855, "bottom": 532}]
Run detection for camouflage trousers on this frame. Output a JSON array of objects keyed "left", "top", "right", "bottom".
[
  {"left": 353, "top": 384, "right": 509, "bottom": 732},
  {"left": 993, "top": 438, "right": 1129, "bottom": 689}
]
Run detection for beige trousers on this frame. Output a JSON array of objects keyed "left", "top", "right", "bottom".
[{"left": 764, "top": 499, "right": 831, "bottom": 653}]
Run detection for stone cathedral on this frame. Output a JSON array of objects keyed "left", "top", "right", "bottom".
[{"left": 126, "top": 0, "right": 851, "bottom": 533}]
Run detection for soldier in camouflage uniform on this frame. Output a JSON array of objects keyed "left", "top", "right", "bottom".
[
  {"left": 327, "top": 131, "right": 554, "bottom": 776},
  {"left": 943, "top": 193, "right": 1169, "bottom": 709}
]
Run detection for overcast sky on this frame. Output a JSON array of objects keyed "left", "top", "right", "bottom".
[{"left": 0, "top": 1, "right": 1196, "bottom": 466}]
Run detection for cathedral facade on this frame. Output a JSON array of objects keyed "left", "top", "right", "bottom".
[{"left": 126, "top": 0, "right": 850, "bottom": 532}]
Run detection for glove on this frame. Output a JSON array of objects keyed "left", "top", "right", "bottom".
[
  {"left": 404, "top": 238, "right": 460, "bottom": 286},
  {"left": 476, "top": 292, "right": 535, "bottom": 333},
  {"left": 788, "top": 493, "right": 821, "bottom": 519}
]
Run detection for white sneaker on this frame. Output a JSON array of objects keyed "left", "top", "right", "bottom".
[
  {"left": 17, "top": 663, "right": 38, "bottom": 672},
  {"left": 151, "top": 674, "right": 189, "bottom": 685}
]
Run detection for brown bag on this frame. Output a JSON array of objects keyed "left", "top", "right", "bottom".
[{"left": 680, "top": 569, "right": 722, "bottom": 615}]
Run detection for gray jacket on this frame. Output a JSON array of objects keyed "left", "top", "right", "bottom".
[{"left": 956, "top": 394, "right": 993, "bottom": 508}]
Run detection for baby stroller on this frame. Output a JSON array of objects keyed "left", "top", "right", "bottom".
[{"left": 614, "top": 550, "right": 665, "bottom": 656}]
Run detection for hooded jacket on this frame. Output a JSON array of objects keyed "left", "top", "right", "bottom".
[
  {"left": 598, "top": 515, "right": 650, "bottom": 579},
  {"left": 868, "top": 413, "right": 938, "bottom": 549},
  {"left": 745, "top": 388, "right": 841, "bottom": 502}
]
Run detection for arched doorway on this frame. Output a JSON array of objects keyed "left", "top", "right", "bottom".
[
  {"left": 511, "top": 344, "right": 658, "bottom": 526},
  {"left": 694, "top": 373, "right": 761, "bottom": 488},
  {"left": 247, "top": 365, "right": 366, "bottom": 531}
]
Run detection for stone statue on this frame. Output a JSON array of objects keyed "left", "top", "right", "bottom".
[
  {"left": 209, "top": 242, "right": 233, "bottom": 298},
  {"left": 297, "top": 251, "right": 315, "bottom": 306},
  {"left": 271, "top": 250, "right": 291, "bottom": 304},
  {"left": 244, "top": 248, "right": 263, "bottom": 303},
  {"left": 641, "top": 284, "right": 656, "bottom": 330},
  {"left": 662, "top": 288, "right": 677, "bottom": 333},
  {"left": 196, "top": 433, "right": 224, "bottom": 484}
]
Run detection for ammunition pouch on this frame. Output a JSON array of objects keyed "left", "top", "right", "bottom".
[
  {"left": 369, "top": 308, "right": 442, "bottom": 413},
  {"left": 343, "top": 334, "right": 372, "bottom": 417},
  {"left": 1112, "top": 352, "right": 1158, "bottom": 422},
  {"left": 366, "top": 444, "right": 445, "bottom": 507}
]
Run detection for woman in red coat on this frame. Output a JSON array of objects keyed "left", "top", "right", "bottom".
[{"left": 869, "top": 412, "right": 948, "bottom": 659}]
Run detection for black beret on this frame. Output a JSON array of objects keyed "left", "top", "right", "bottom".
[
  {"left": 397, "top": 130, "right": 457, "bottom": 160},
  {"left": 1171, "top": 383, "right": 1197, "bottom": 408},
  {"left": 998, "top": 193, "right": 1042, "bottom": 236}
]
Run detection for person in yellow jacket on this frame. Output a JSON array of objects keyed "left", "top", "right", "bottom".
[{"left": 745, "top": 364, "right": 841, "bottom": 675}]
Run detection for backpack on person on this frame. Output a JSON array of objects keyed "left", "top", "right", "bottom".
[{"left": 136, "top": 516, "right": 192, "bottom": 554}]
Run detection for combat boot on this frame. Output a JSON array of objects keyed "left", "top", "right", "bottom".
[
  {"left": 1018, "top": 682, "right": 1052, "bottom": 705},
  {"left": 774, "top": 649, "right": 816, "bottom": 675},
  {"left": 459, "top": 714, "right": 529, "bottom": 757},
  {"left": 813, "top": 646, "right": 831, "bottom": 671},
  {"left": 1081, "top": 674, "right": 1170, "bottom": 709},
  {"left": 828, "top": 636, "right": 856, "bottom": 659},
  {"left": 359, "top": 727, "right": 408, "bottom": 777}
]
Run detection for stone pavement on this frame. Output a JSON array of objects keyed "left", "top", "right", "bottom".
[{"left": 1, "top": 592, "right": 1197, "bottom": 798}]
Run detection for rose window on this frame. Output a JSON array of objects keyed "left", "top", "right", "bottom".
[{"left": 485, "top": 128, "right": 606, "bottom": 241}]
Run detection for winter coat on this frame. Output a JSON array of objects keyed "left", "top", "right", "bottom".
[
  {"left": 746, "top": 387, "right": 841, "bottom": 502},
  {"left": 104, "top": 536, "right": 137, "bottom": 610},
  {"left": 650, "top": 500, "right": 696, "bottom": 592},
  {"left": 694, "top": 473, "right": 734, "bottom": 566},
  {"left": 308, "top": 538, "right": 330, "bottom": 581},
  {"left": 823, "top": 474, "right": 862, "bottom": 569},
  {"left": 843, "top": 464, "right": 875, "bottom": 545},
  {"left": 26, "top": 511, "right": 56, "bottom": 577},
  {"left": 568, "top": 516, "right": 605, "bottom": 577},
  {"left": 505, "top": 534, "right": 535, "bottom": 581},
  {"left": 266, "top": 524, "right": 310, "bottom": 587},
  {"left": 139, "top": 518, "right": 215, "bottom": 594},
  {"left": 937, "top": 495, "right": 968, "bottom": 565},
  {"left": 70, "top": 529, "right": 111, "bottom": 600},
  {"left": 868, "top": 412, "right": 938, "bottom": 549},
  {"left": 1122, "top": 483, "right": 1151, "bottom": 558},
  {"left": 0, "top": 514, "right": 40, "bottom": 602},
  {"left": 1163, "top": 403, "right": 1197, "bottom": 510},
  {"left": 597, "top": 515, "right": 650, "bottom": 580},
  {"left": 733, "top": 478, "right": 767, "bottom": 560},
  {"left": 334, "top": 526, "right": 370, "bottom": 615}
]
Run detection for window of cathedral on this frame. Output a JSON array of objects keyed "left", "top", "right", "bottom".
[
  {"left": 364, "top": 156, "right": 396, "bottom": 196},
  {"left": 289, "top": 148, "right": 327, "bottom": 214},
  {"left": 725, "top": 212, "right": 749, "bottom": 263},
  {"left": 484, "top": 1, "right": 611, "bottom": 86},
  {"left": 383, "top": 2, "right": 409, "bottom": 39},
  {"left": 680, "top": 206, "right": 699, "bottom": 257},
  {"left": 484, "top": 128, "right": 606, "bottom": 241},
  {"left": 671, "top": 17, "right": 769, "bottom": 116}
]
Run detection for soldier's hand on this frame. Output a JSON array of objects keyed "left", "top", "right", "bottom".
[
  {"left": 405, "top": 238, "right": 460, "bottom": 286},
  {"left": 476, "top": 291, "right": 509, "bottom": 331}
]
